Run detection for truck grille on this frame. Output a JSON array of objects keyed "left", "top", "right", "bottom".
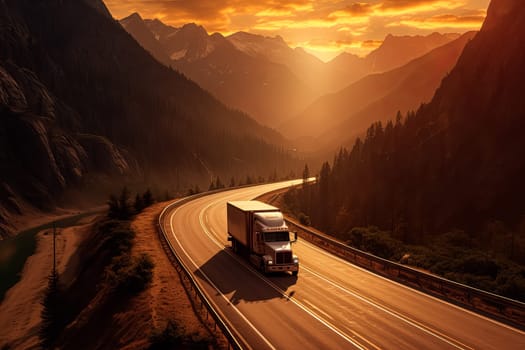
[{"left": 276, "top": 251, "right": 292, "bottom": 264}]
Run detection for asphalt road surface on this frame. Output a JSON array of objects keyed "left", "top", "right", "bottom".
[{"left": 161, "top": 181, "right": 525, "bottom": 349}]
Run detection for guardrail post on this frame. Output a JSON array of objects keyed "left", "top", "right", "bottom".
[
  {"left": 283, "top": 215, "right": 525, "bottom": 328},
  {"left": 159, "top": 195, "right": 245, "bottom": 350}
]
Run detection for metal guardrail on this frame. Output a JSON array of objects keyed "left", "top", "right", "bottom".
[
  {"left": 284, "top": 216, "right": 525, "bottom": 329},
  {"left": 160, "top": 182, "right": 525, "bottom": 350},
  {"left": 158, "top": 192, "right": 244, "bottom": 350}
]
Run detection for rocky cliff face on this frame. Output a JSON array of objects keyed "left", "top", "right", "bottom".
[
  {"left": 0, "top": 45, "right": 136, "bottom": 237},
  {"left": 0, "top": 0, "right": 296, "bottom": 238}
]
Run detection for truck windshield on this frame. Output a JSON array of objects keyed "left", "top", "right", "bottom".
[{"left": 264, "top": 231, "right": 289, "bottom": 242}]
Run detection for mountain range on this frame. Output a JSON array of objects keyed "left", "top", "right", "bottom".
[
  {"left": 292, "top": 0, "right": 525, "bottom": 241},
  {"left": 282, "top": 31, "right": 476, "bottom": 150},
  {"left": 0, "top": 0, "right": 298, "bottom": 237},
  {"left": 120, "top": 13, "right": 460, "bottom": 129}
]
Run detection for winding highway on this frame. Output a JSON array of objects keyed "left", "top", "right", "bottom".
[{"left": 160, "top": 181, "right": 525, "bottom": 349}]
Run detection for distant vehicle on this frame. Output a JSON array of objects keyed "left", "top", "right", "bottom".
[{"left": 227, "top": 201, "right": 299, "bottom": 275}]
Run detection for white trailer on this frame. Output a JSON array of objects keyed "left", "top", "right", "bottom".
[{"left": 227, "top": 201, "right": 299, "bottom": 275}]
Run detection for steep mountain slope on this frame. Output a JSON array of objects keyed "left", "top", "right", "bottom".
[
  {"left": 322, "top": 52, "right": 370, "bottom": 92},
  {"left": 120, "top": 13, "right": 171, "bottom": 66},
  {"left": 139, "top": 18, "right": 316, "bottom": 127},
  {"left": 83, "top": 0, "right": 112, "bottom": 18},
  {"left": 227, "top": 31, "right": 325, "bottom": 89},
  {"left": 317, "top": 32, "right": 460, "bottom": 93},
  {"left": 283, "top": 32, "right": 475, "bottom": 142},
  {"left": 410, "top": 0, "right": 525, "bottom": 230},
  {"left": 293, "top": 0, "right": 525, "bottom": 240},
  {"left": 227, "top": 31, "right": 459, "bottom": 94},
  {"left": 0, "top": 0, "right": 297, "bottom": 237},
  {"left": 365, "top": 32, "right": 460, "bottom": 73},
  {"left": 170, "top": 43, "right": 316, "bottom": 127},
  {"left": 156, "top": 22, "right": 215, "bottom": 61},
  {"left": 227, "top": 31, "right": 320, "bottom": 67},
  {"left": 124, "top": 17, "right": 459, "bottom": 127},
  {"left": 323, "top": 32, "right": 477, "bottom": 149}
]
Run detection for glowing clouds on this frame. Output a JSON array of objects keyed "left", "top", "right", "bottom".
[
  {"left": 390, "top": 12, "right": 486, "bottom": 30},
  {"left": 103, "top": 0, "right": 490, "bottom": 60},
  {"left": 374, "top": 0, "right": 465, "bottom": 16}
]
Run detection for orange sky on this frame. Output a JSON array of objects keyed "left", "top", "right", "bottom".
[{"left": 104, "top": 0, "right": 490, "bottom": 61}]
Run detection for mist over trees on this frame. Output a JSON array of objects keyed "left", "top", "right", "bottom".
[
  {"left": 287, "top": 109, "right": 525, "bottom": 258},
  {"left": 0, "top": 0, "right": 302, "bottom": 228},
  {"left": 285, "top": 109, "right": 525, "bottom": 300},
  {"left": 286, "top": 3, "right": 525, "bottom": 295}
]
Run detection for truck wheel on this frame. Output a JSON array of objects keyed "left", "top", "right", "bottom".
[
  {"left": 260, "top": 262, "right": 267, "bottom": 275},
  {"left": 292, "top": 270, "right": 298, "bottom": 276},
  {"left": 232, "top": 239, "right": 237, "bottom": 253}
]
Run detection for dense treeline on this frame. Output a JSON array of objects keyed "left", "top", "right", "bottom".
[
  {"left": 285, "top": 111, "right": 525, "bottom": 300},
  {"left": 287, "top": 108, "right": 525, "bottom": 253},
  {"left": 288, "top": 109, "right": 525, "bottom": 245},
  {"left": 284, "top": 0, "right": 525, "bottom": 300}
]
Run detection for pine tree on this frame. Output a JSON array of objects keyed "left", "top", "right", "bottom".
[
  {"left": 302, "top": 164, "right": 310, "bottom": 185},
  {"left": 40, "top": 271, "right": 61, "bottom": 349},
  {"left": 40, "top": 225, "right": 63, "bottom": 349},
  {"left": 134, "top": 193, "right": 144, "bottom": 213},
  {"left": 107, "top": 194, "right": 119, "bottom": 218},
  {"left": 118, "top": 187, "right": 133, "bottom": 219},
  {"left": 142, "top": 188, "right": 154, "bottom": 207}
]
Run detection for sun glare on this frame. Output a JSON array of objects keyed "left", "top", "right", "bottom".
[{"left": 104, "top": 0, "right": 489, "bottom": 60}]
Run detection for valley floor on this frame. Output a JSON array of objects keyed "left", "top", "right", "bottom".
[
  {"left": 0, "top": 202, "right": 215, "bottom": 349},
  {"left": 0, "top": 215, "right": 94, "bottom": 348}
]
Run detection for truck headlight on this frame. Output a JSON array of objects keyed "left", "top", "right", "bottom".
[
  {"left": 267, "top": 260, "right": 273, "bottom": 265},
  {"left": 293, "top": 258, "right": 299, "bottom": 264}
]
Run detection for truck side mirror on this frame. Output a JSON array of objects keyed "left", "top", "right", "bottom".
[{"left": 291, "top": 231, "right": 298, "bottom": 243}]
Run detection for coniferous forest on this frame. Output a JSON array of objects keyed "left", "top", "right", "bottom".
[
  {"left": 285, "top": 1, "right": 525, "bottom": 300},
  {"left": 286, "top": 110, "right": 525, "bottom": 300}
]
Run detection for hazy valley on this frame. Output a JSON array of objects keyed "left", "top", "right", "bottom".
[{"left": 120, "top": 13, "right": 461, "bottom": 135}]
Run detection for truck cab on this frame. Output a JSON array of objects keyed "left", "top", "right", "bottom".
[
  {"left": 227, "top": 201, "right": 299, "bottom": 276},
  {"left": 253, "top": 212, "right": 299, "bottom": 274}
]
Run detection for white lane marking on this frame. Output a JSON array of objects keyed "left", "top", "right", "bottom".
[
  {"left": 169, "top": 206, "right": 276, "bottom": 350},
  {"left": 200, "top": 194, "right": 478, "bottom": 350},
  {"left": 303, "top": 265, "right": 471, "bottom": 350},
  {"left": 198, "top": 200, "right": 370, "bottom": 350},
  {"left": 300, "top": 238, "right": 525, "bottom": 336},
  {"left": 302, "top": 298, "right": 334, "bottom": 321},
  {"left": 167, "top": 182, "right": 524, "bottom": 350}
]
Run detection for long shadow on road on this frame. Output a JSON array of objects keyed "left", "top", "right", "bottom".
[{"left": 194, "top": 248, "right": 298, "bottom": 305}]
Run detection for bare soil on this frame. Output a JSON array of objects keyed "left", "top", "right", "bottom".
[
  {"left": 0, "top": 201, "right": 218, "bottom": 349},
  {"left": 0, "top": 216, "right": 96, "bottom": 349},
  {"left": 118, "top": 201, "right": 214, "bottom": 347}
]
